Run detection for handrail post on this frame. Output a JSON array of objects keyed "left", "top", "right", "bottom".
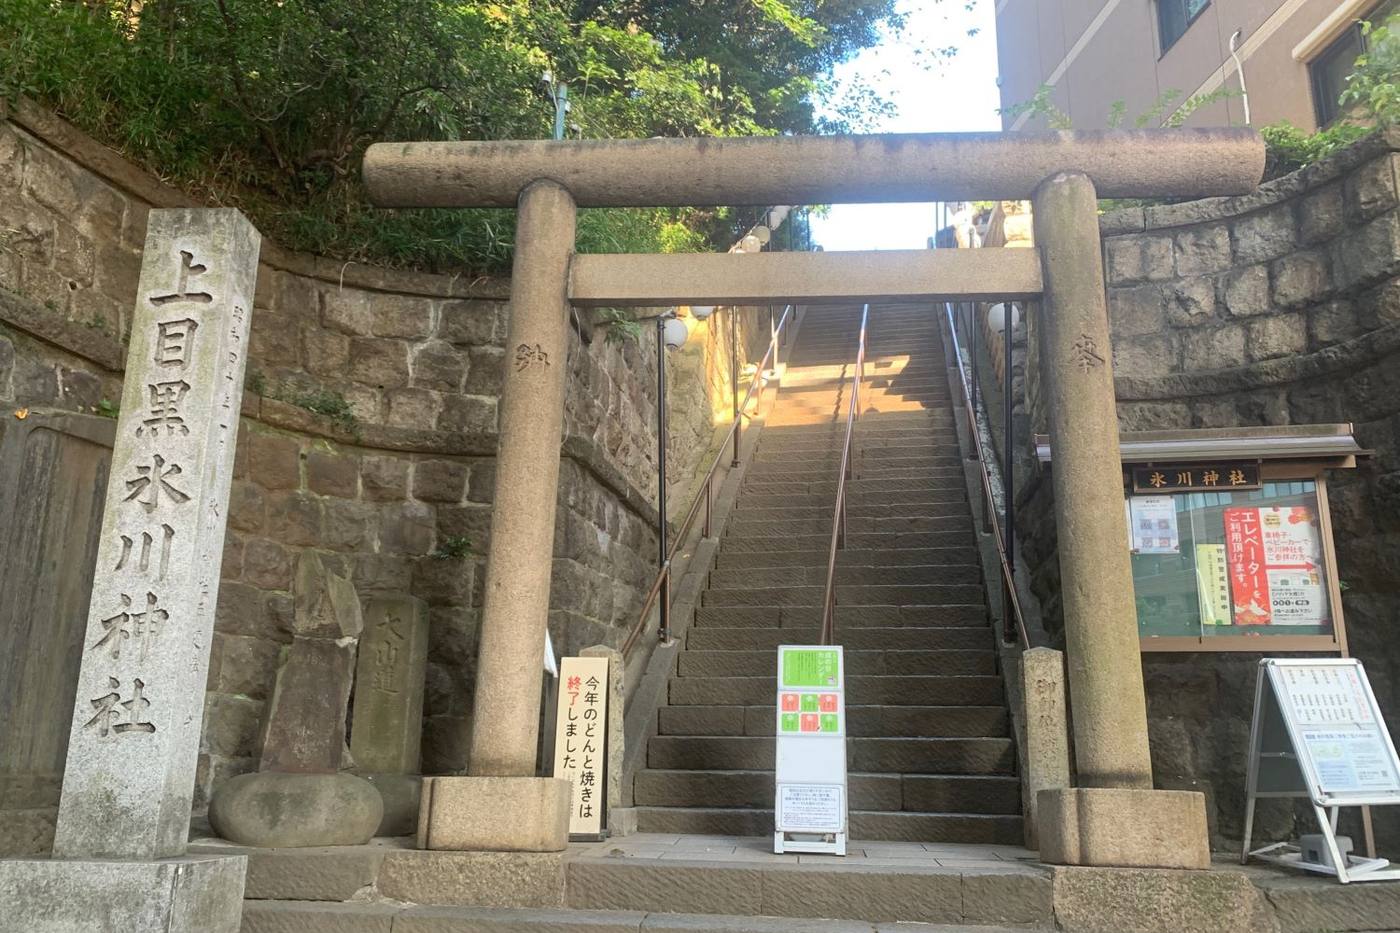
[
  {"left": 703, "top": 477, "right": 713, "bottom": 538},
  {"left": 656, "top": 316, "right": 671, "bottom": 643},
  {"left": 731, "top": 306, "right": 741, "bottom": 467}
]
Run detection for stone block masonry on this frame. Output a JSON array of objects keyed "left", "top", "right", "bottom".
[{"left": 0, "top": 101, "right": 772, "bottom": 853}]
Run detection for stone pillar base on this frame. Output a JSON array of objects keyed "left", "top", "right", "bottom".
[
  {"left": 1038, "top": 787, "right": 1210, "bottom": 870},
  {"left": 418, "top": 776, "right": 570, "bottom": 852},
  {"left": 0, "top": 852, "right": 246, "bottom": 932}
]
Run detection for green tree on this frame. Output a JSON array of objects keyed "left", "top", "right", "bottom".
[{"left": 0, "top": 0, "right": 901, "bottom": 271}]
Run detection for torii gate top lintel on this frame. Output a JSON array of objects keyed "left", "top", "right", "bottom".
[{"left": 363, "top": 128, "right": 1264, "bottom": 209}]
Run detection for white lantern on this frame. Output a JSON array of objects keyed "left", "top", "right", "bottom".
[
  {"left": 662, "top": 317, "right": 689, "bottom": 350},
  {"left": 987, "top": 303, "right": 1020, "bottom": 334},
  {"left": 690, "top": 305, "right": 717, "bottom": 321},
  {"left": 739, "top": 234, "right": 763, "bottom": 253}
]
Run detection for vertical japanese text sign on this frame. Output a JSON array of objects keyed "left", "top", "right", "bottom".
[
  {"left": 552, "top": 655, "right": 610, "bottom": 838},
  {"left": 52, "top": 209, "right": 261, "bottom": 860}
]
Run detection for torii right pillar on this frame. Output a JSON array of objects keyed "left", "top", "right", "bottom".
[{"left": 1032, "top": 171, "right": 1210, "bottom": 869}]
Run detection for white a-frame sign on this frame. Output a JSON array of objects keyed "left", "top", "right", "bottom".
[{"left": 1242, "top": 658, "right": 1400, "bottom": 882}]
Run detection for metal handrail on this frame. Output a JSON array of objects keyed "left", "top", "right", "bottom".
[
  {"left": 621, "top": 304, "right": 796, "bottom": 659},
  {"left": 944, "top": 302, "right": 1030, "bottom": 648},
  {"left": 819, "top": 304, "right": 870, "bottom": 646}
]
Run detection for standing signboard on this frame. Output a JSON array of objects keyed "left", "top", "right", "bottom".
[
  {"left": 773, "top": 645, "right": 847, "bottom": 855},
  {"left": 1242, "top": 658, "right": 1400, "bottom": 882},
  {"left": 552, "top": 655, "right": 609, "bottom": 840}
]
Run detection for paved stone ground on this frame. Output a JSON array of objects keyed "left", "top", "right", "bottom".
[{"left": 571, "top": 833, "right": 1041, "bottom": 870}]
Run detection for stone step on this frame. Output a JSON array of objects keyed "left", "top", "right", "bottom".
[
  {"left": 764, "top": 409, "right": 953, "bottom": 427},
  {"left": 708, "top": 564, "right": 981, "bottom": 589},
  {"left": 630, "top": 807, "right": 1026, "bottom": 845},
  {"left": 633, "top": 770, "right": 1021, "bottom": 813},
  {"left": 656, "top": 704, "right": 1010, "bottom": 738},
  {"left": 699, "top": 584, "right": 983, "bottom": 609},
  {"left": 712, "top": 547, "right": 979, "bottom": 570},
  {"left": 736, "top": 497, "right": 969, "bottom": 516},
  {"left": 722, "top": 515, "right": 971, "bottom": 539},
  {"left": 731, "top": 503, "right": 970, "bottom": 525},
  {"left": 739, "top": 477, "right": 966, "bottom": 497},
  {"left": 691, "top": 604, "right": 987, "bottom": 628},
  {"left": 685, "top": 626, "right": 993, "bottom": 651},
  {"left": 667, "top": 675, "right": 1003, "bottom": 707},
  {"left": 746, "top": 455, "right": 964, "bottom": 475},
  {"left": 753, "top": 442, "right": 961, "bottom": 462},
  {"left": 676, "top": 648, "right": 994, "bottom": 678},
  {"left": 647, "top": 736, "right": 1015, "bottom": 774},
  {"left": 759, "top": 428, "right": 957, "bottom": 450},
  {"left": 738, "top": 490, "right": 968, "bottom": 510},
  {"left": 240, "top": 900, "right": 1040, "bottom": 933},
  {"left": 720, "top": 531, "right": 975, "bottom": 553}
]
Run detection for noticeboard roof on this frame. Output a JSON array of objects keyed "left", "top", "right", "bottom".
[{"left": 1034, "top": 424, "right": 1367, "bottom": 465}]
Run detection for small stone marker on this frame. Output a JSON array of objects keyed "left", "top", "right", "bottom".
[
  {"left": 258, "top": 552, "right": 363, "bottom": 774},
  {"left": 209, "top": 552, "right": 382, "bottom": 847},
  {"left": 52, "top": 208, "right": 259, "bottom": 861},
  {"left": 351, "top": 596, "right": 429, "bottom": 774},
  {"left": 0, "top": 209, "right": 260, "bottom": 933}
]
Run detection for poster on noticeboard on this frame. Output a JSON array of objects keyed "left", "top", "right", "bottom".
[{"left": 1224, "top": 506, "right": 1329, "bottom": 627}]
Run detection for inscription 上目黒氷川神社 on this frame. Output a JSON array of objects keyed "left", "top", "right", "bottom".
[{"left": 53, "top": 210, "right": 260, "bottom": 862}]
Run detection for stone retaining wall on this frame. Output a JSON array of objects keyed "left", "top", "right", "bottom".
[
  {"left": 0, "top": 100, "right": 766, "bottom": 852},
  {"left": 1013, "top": 128, "right": 1400, "bottom": 850}
]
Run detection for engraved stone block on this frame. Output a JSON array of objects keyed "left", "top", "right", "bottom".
[
  {"left": 350, "top": 596, "right": 429, "bottom": 775},
  {"left": 52, "top": 208, "right": 260, "bottom": 861}
]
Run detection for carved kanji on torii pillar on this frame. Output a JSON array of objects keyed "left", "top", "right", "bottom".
[{"left": 362, "top": 129, "right": 1265, "bottom": 864}]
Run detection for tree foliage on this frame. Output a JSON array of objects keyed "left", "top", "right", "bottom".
[
  {"left": 1341, "top": 12, "right": 1400, "bottom": 128},
  {"left": 0, "top": 0, "right": 899, "bottom": 272}
]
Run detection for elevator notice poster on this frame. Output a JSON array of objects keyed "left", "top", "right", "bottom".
[
  {"left": 1224, "top": 506, "right": 1327, "bottom": 626},
  {"left": 774, "top": 645, "right": 847, "bottom": 854}
]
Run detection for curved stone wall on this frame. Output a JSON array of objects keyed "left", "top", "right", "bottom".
[
  {"left": 1016, "top": 128, "right": 1400, "bottom": 850},
  {"left": 0, "top": 101, "right": 764, "bottom": 852}
]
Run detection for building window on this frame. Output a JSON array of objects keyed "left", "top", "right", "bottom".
[
  {"left": 1312, "top": 1, "right": 1399, "bottom": 127},
  {"left": 1158, "top": 0, "right": 1209, "bottom": 55}
]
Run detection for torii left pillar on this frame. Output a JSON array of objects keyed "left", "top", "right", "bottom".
[{"left": 415, "top": 181, "right": 577, "bottom": 852}]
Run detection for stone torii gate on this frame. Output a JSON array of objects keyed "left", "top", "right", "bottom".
[{"left": 363, "top": 130, "right": 1264, "bottom": 865}]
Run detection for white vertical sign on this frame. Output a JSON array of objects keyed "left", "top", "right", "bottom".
[
  {"left": 774, "top": 644, "right": 847, "bottom": 855},
  {"left": 552, "top": 655, "right": 609, "bottom": 838}
]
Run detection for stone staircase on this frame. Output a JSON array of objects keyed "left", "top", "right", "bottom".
[{"left": 633, "top": 302, "right": 1022, "bottom": 844}]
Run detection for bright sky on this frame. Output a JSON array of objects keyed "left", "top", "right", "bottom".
[{"left": 809, "top": 0, "right": 1001, "bottom": 251}]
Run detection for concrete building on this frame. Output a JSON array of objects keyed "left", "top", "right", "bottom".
[{"left": 996, "top": 0, "right": 1398, "bottom": 132}]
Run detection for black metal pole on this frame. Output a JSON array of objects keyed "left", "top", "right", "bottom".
[
  {"left": 969, "top": 304, "right": 979, "bottom": 452},
  {"left": 731, "top": 306, "right": 741, "bottom": 467},
  {"left": 657, "top": 316, "right": 671, "bottom": 642},
  {"left": 1003, "top": 307, "right": 1016, "bottom": 643}
]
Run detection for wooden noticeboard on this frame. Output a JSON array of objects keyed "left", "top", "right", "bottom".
[{"left": 1242, "top": 658, "right": 1400, "bottom": 882}]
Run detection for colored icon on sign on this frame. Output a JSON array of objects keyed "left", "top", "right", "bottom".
[
  {"left": 780, "top": 693, "right": 799, "bottom": 712},
  {"left": 800, "top": 713, "right": 819, "bottom": 732},
  {"left": 780, "top": 713, "right": 799, "bottom": 733},
  {"left": 819, "top": 694, "right": 838, "bottom": 712},
  {"left": 820, "top": 714, "right": 839, "bottom": 733},
  {"left": 800, "top": 694, "right": 819, "bottom": 713}
]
